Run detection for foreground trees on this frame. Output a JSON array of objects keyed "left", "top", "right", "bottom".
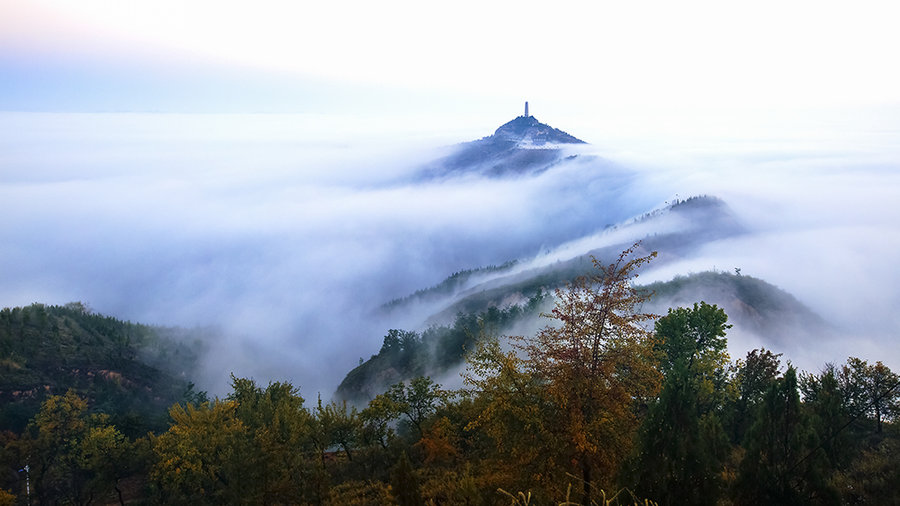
[
  {"left": 151, "top": 377, "right": 329, "bottom": 505},
  {"left": 2, "top": 245, "right": 899, "bottom": 504},
  {"left": 5, "top": 348, "right": 898, "bottom": 505}
]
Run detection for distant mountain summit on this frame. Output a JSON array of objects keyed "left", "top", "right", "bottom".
[
  {"left": 419, "top": 106, "right": 588, "bottom": 179},
  {"left": 491, "top": 114, "right": 586, "bottom": 145}
]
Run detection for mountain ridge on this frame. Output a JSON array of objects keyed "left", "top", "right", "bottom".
[{"left": 335, "top": 192, "right": 836, "bottom": 402}]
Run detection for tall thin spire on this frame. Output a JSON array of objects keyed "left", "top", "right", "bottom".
[{"left": 524, "top": 101, "right": 529, "bottom": 118}]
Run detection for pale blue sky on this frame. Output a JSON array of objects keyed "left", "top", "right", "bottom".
[{"left": 3, "top": 0, "right": 900, "bottom": 123}]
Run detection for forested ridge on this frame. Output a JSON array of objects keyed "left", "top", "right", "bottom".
[
  {"left": 0, "top": 302, "right": 207, "bottom": 436},
  {"left": 1, "top": 247, "right": 898, "bottom": 505}
]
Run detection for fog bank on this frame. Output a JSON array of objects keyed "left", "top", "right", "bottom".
[{"left": 1, "top": 110, "right": 898, "bottom": 396}]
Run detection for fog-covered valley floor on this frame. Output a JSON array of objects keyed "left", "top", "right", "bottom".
[{"left": 2, "top": 110, "right": 898, "bottom": 397}]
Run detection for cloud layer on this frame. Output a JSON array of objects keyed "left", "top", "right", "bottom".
[{"left": 1, "top": 110, "right": 898, "bottom": 396}]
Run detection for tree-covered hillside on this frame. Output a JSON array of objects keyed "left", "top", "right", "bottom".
[
  {"left": 384, "top": 196, "right": 744, "bottom": 324},
  {"left": 338, "top": 292, "right": 548, "bottom": 403},
  {"left": 3, "top": 246, "right": 896, "bottom": 505},
  {"left": 339, "top": 269, "right": 827, "bottom": 403},
  {"left": 0, "top": 302, "right": 207, "bottom": 435}
]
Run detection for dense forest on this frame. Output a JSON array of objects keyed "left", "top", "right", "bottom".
[
  {"left": 1, "top": 247, "right": 898, "bottom": 505},
  {"left": 0, "top": 303, "right": 207, "bottom": 437}
]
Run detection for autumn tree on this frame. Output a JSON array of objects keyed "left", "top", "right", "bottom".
[
  {"left": 23, "top": 390, "right": 134, "bottom": 505},
  {"left": 463, "top": 335, "right": 555, "bottom": 496},
  {"left": 515, "top": 244, "right": 661, "bottom": 503},
  {"left": 78, "top": 422, "right": 141, "bottom": 506},
  {"left": 23, "top": 391, "right": 90, "bottom": 504},
  {"left": 150, "top": 400, "right": 250, "bottom": 505},
  {"left": 152, "top": 376, "right": 315, "bottom": 505}
]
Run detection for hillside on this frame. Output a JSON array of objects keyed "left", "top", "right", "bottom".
[
  {"left": 0, "top": 302, "right": 207, "bottom": 434},
  {"left": 382, "top": 195, "right": 744, "bottom": 323},
  {"left": 643, "top": 271, "right": 831, "bottom": 346},
  {"left": 336, "top": 269, "right": 828, "bottom": 403},
  {"left": 338, "top": 195, "right": 828, "bottom": 403}
]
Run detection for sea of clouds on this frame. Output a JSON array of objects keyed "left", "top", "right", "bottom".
[{"left": 1, "top": 109, "right": 898, "bottom": 397}]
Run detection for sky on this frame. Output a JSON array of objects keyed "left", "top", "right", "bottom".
[
  {"left": 3, "top": 1, "right": 900, "bottom": 117},
  {"left": 1, "top": 1, "right": 900, "bottom": 396}
]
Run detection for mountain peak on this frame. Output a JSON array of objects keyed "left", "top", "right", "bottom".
[
  {"left": 417, "top": 109, "right": 588, "bottom": 179},
  {"left": 491, "top": 115, "right": 586, "bottom": 145}
]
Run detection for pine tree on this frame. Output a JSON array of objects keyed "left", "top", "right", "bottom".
[{"left": 735, "top": 367, "right": 837, "bottom": 505}]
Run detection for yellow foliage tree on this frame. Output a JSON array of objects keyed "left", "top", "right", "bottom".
[
  {"left": 464, "top": 335, "right": 558, "bottom": 497},
  {"left": 24, "top": 390, "right": 135, "bottom": 505},
  {"left": 467, "top": 244, "right": 662, "bottom": 504},
  {"left": 150, "top": 401, "right": 251, "bottom": 505}
]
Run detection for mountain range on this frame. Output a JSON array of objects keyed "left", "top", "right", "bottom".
[{"left": 335, "top": 115, "right": 833, "bottom": 402}]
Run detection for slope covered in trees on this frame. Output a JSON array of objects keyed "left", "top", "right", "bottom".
[
  {"left": 340, "top": 269, "right": 827, "bottom": 403},
  {"left": 0, "top": 302, "right": 208, "bottom": 435}
]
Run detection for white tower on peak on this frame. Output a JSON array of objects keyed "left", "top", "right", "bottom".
[{"left": 524, "top": 101, "right": 529, "bottom": 117}]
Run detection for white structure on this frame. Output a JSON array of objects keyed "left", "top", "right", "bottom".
[{"left": 524, "top": 101, "right": 529, "bottom": 117}]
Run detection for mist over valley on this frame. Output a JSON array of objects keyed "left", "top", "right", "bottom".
[{"left": 2, "top": 108, "right": 898, "bottom": 400}]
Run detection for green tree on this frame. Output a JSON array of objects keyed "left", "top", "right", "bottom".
[
  {"left": 839, "top": 357, "right": 899, "bottom": 434},
  {"left": 727, "top": 348, "right": 782, "bottom": 444},
  {"left": 655, "top": 302, "right": 730, "bottom": 379},
  {"left": 833, "top": 437, "right": 900, "bottom": 504},
  {"left": 317, "top": 399, "right": 361, "bottom": 462},
  {"left": 384, "top": 376, "right": 442, "bottom": 438},
  {"left": 800, "top": 365, "right": 851, "bottom": 470},
  {"left": 227, "top": 376, "right": 312, "bottom": 503},
  {"left": 631, "top": 302, "right": 731, "bottom": 505},
  {"left": 360, "top": 394, "right": 398, "bottom": 450},
  {"left": 735, "top": 366, "right": 837, "bottom": 505}
]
